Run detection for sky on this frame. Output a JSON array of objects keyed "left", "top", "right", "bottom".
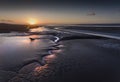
[{"left": 0, "top": 0, "right": 120, "bottom": 24}]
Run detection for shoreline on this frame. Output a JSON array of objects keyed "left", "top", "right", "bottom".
[
  {"left": 0, "top": 27, "right": 120, "bottom": 82},
  {"left": 8, "top": 34, "right": 62, "bottom": 82}
]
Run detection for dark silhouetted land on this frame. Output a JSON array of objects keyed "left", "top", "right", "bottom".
[
  {"left": 0, "top": 23, "right": 28, "bottom": 33},
  {"left": 0, "top": 23, "right": 39, "bottom": 33}
]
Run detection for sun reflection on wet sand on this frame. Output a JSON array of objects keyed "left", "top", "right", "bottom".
[
  {"left": 33, "top": 51, "right": 61, "bottom": 76},
  {"left": 30, "top": 27, "right": 48, "bottom": 32},
  {"left": 44, "top": 54, "right": 56, "bottom": 63},
  {"left": 34, "top": 64, "right": 48, "bottom": 76},
  {"left": 51, "top": 49, "right": 63, "bottom": 54},
  {"left": 0, "top": 33, "right": 53, "bottom": 69},
  {"left": 46, "top": 54, "right": 56, "bottom": 59},
  {"left": 29, "top": 35, "right": 40, "bottom": 38},
  {"left": 21, "top": 39, "right": 31, "bottom": 44}
]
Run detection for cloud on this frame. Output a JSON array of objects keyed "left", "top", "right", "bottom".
[
  {"left": 0, "top": 19, "right": 14, "bottom": 23},
  {"left": 87, "top": 12, "right": 96, "bottom": 16}
]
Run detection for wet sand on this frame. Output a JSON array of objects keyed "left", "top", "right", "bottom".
[
  {"left": 0, "top": 27, "right": 120, "bottom": 82},
  {"left": 9, "top": 37, "right": 120, "bottom": 82}
]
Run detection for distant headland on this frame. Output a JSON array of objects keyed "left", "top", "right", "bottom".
[{"left": 0, "top": 23, "right": 39, "bottom": 33}]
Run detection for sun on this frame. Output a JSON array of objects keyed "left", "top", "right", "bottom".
[{"left": 28, "top": 18, "right": 37, "bottom": 25}]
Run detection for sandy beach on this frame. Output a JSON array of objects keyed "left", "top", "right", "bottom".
[{"left": 0, "top": 26, "right": 120, "bottom": 82}]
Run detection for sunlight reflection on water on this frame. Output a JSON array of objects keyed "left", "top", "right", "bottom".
[
  {"left": 0, "top": 27, "right": 52, "bottom": 70},
  {"left": 44, "top": 54, "right": 57, "bottom": 63},
  {"left": 30, "top": 27, "right": 48, "bottom": 32},
  {"left": 0, "top": 35, "right": 51, "bottom": 69},
  {"left": 34, "top": 64, "right": 48, "bottom": 76}
]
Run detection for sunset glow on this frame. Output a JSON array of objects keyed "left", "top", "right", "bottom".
[{"left": 28, "top": 18, "right": 38, "bottom": 25}]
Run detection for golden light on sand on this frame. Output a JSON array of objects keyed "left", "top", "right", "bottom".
[{"left": 28, "top": 18, "right": 38, "bottom": 25}]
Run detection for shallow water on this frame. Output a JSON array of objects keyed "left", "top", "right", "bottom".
[
  {"left": 0, "top": 27, "right": 55, "bottom": 71},
  {"left": 1, "top": 26, "right": 120, "bottom": 82}
]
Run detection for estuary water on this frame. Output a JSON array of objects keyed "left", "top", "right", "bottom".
[
  {"left": 0, "top": 27, "right": 54, "bottom": 70},
  {"left": 0, "top": 26, "right": 120, "bottom": 82}
]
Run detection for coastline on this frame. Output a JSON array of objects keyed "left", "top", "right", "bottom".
[
  {"left": 0, "top": 26, "right": 120, "bottom": 82},
  {"left": 9, "top": 29, "right": 120, "bottom": 82}
]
